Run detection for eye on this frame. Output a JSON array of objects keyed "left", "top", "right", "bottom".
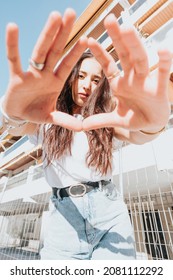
[
  {"left": 93, "top": 78, "right": 100, "bottom": 85},
  {"left": 78, "top": 73, "right": 85, "bottom": 79}
]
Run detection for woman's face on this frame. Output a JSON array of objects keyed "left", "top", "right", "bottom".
[{"left": 72, "top": 57, "right": 102, "bottom": 114}]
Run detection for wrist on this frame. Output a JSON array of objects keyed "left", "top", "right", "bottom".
[{"left": 0, "top": 95, "right": 28, "bottom": 130}]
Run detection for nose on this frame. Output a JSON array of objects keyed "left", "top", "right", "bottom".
[{"left": 83, "top": 77, "right": 91, "bottom": 92}]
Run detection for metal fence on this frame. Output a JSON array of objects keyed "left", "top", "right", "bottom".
[{"left": 0, "top": 163, "right": 172, "bottom": 260}]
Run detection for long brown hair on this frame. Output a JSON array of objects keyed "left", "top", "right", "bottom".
[{"left": 43, "top": 51, "right": 116, "bottom": 175}]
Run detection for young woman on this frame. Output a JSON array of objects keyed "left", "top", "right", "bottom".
[
  {"left": 0, "top": 9, "right": 172, "bottom": 259},
  {"left": 31, "top": 50, "right": 135, "bottom": 260}
]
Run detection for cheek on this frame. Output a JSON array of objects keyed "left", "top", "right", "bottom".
[
  {"left": 91, "top": 84, "right": 98, "bottom": 92},
  {"left": 74, "top": 80, "right": 81, "bottom": 93},
  {"left": 76, "top": 80, "right": 82, "bottom": 90}
]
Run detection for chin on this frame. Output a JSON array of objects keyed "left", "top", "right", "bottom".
[{"left": 77, "top": 100, "right": 85, "bottom": 107}]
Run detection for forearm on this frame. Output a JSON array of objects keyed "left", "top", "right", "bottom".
[{"left": 114, "top": 126, "right": 165, "bottom": 145}]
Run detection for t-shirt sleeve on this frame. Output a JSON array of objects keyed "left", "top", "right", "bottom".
[{"left": 28, "top": 125, "right": 43, "bottom": 146}]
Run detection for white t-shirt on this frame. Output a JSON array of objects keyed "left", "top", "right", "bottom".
[{"left": 29, "top": 124, "right": 119, "bottom": 188}]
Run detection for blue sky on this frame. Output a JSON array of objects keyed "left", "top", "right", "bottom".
[{"left": 0, "top": 0, "right": 92, "bottom": 96}]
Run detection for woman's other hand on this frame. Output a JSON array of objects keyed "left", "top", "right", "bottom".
[{"left": 83, "top": 14, "right": 172, "bottom": 134}]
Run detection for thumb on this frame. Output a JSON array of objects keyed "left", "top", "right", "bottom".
[{"left": 83, "top": 112, "right": 117, "bottom": 131}]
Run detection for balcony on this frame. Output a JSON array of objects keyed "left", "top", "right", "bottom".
[{"left": 0, "top": 136, "right": 37, "bottom": 168}]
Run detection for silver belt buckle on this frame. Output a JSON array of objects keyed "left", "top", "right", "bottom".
[{"left": 69, "top": 183, "right": 86, "bottom": 197}]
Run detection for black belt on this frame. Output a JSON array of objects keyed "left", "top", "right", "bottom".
[{"left": 52, "top": 181, "right": 103, "bottom": 198}]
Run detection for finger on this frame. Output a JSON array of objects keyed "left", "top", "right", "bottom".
[
  {"left": 120, "top": 26, "right": 149, "bottom": 78},
  {"left": 88, "top": 37, "right": 119, "bottom": 80},
  {"left": 6, "top": 23, "right": 22, "bottom": 75},
  {"left": 48, "top": 111, "right": 82, "bottom": 132},
  {"left": 104, "top": 14, "right": 132, "bottom": 74},
  {"left": 55, "top": 36, "right": 87, "bottom": 89},
  {"left": 45, "top": 8, "right": 76, "bottom": 70},
  {"left": 30, "top": 11, "right": 62, "bottom": 68},
  {"left": 105, "top": 14, "right": 149, "bottom": 78},
  {"left": 157, "top": 50, "right": 172, "bottom": 96}
]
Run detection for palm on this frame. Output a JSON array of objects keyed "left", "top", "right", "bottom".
[
  {"left": 6, "top": 71, "right": 62, "bottom": 123},
  {"left": 4, "top": 9, "right": 87, "bottom": 131},
  {"left": 110, "top": 73, "right": 169, "bottom": 130}
]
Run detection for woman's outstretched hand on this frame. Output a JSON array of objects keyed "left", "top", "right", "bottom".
[
  {"left": 83, "top": 14, "right": 172, "bottom": 133},
  {"left": 4, "top": 9, "right": 87, "bottom": 131}
]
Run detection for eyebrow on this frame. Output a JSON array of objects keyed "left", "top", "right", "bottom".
[{"left": 79, "top": 70, "right": 102, "bottom": 79}]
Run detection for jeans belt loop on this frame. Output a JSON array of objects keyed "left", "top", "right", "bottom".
[
  {"left": 54, "top": 188, "right": 62, "bottom": 200},
  {"left": 98, "top": 180, "right": 103, "bottom": 191}
]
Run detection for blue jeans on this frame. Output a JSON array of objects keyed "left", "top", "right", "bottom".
[{"left": 40, "top": 182, "right": 136, "bottom": 260}]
